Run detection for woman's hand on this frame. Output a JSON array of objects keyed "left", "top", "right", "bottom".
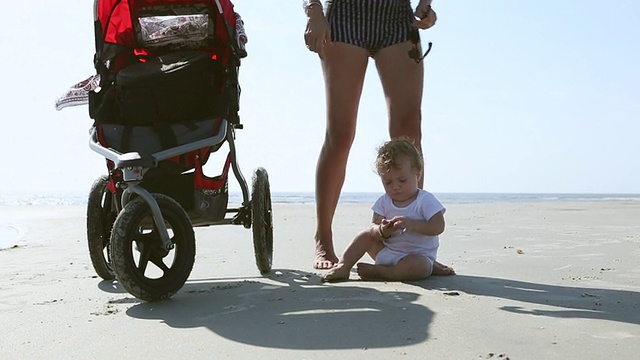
[
  {"left": 304, "top": 6, "right": 331, "bottom": 58},
  {"left": 414, "top": 0, "right": 437, "bottom": 30}
]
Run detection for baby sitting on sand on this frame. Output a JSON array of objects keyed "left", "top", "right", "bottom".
[{"left": 323, "top": 137, "right": 455, "bottom": 282}]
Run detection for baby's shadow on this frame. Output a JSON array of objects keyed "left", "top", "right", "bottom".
[{"left": 126, "top": 269, "right": 434, "bottom": 350}]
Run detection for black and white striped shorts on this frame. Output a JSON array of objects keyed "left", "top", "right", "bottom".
[{"left": 325, "top": 0, "right": 414, "bottom": 56}]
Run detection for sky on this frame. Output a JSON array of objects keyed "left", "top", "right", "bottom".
[{"left": 0, "top": 0, "right": 638, "bottom": 197}]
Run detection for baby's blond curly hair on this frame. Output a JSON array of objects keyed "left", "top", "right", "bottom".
[{"left": 375, "top": 136, "right": 424, "bottom": 176}]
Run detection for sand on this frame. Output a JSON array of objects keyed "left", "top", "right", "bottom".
[{"left": 1, "top": 201, "right": 639, "bottom": 359}]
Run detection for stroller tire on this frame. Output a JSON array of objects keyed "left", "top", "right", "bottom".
[
  {"left": 86, "top": 175, "right": 117, "bottom": 280},
  {"left": 110, "top": 194, "right": 195, "bottom": 302},
  {"left": 251, "top": 167, "right": 273, "bottom": 274}
]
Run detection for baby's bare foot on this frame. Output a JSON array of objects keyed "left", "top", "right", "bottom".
[
  {"left": 322, "top": 264, "right": 350, "bottom": 282},
  {"left": 356, "top": 263, "right": 386, "bottom": 281},
  {"left": 432, "top": 261, "right": 455, "bottom": 276}
]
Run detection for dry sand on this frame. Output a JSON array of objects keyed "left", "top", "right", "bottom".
[{"left": 1, "top": 201, "right": 639, "bottom": 359}]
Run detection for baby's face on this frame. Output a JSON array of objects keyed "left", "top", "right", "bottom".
[{"left": 380, "top": 156, "right": 419, "bottom": 205}]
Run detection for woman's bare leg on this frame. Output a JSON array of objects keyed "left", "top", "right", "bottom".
[
  {"left": 314, "top": 43, "right": 370, "bottom": 269},
  {"left": 374, "top": 41, "right": 425, "bottom": 187},
  {"left": 374, "top": 42, "right": 456, "bottom": 274},
  {"left": 375, "top": 41, "right": 455, "bottom": 275}
]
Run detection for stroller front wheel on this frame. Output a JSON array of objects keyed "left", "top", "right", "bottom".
[
  {"left": 111, "top": 194, "right": 195, "bottom": 302},
  {"left": 251, "top": 167, "right": 273, "bottom": 274},
  {"left": 86, "top": 175, "right": 117, "bottom": 280}
]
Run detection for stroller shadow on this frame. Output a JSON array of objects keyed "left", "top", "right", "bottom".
[
  {"left": 98, "top": 279, "right": 128, "bottom": 294},
  {"left": 410, "top": 274, "right": 640, "bottom": 325},
  {"left": 125, "top": 269, "right": 434, "bottom": 350}
]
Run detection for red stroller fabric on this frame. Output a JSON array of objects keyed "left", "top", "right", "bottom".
[{"left": 95, "top": 0, "right": 238, "bottom": 69}]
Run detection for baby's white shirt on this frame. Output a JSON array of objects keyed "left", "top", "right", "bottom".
[{"left": 371, "top": 189, "right": 445, "bottom": 261}]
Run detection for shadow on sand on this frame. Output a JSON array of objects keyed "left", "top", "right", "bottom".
[
  {"left": 106, "top": 270, "right": 639, "bottom": 349},
  {"left": 123, "top": 269, "right": 433, "bottom": 350},
  {"left": 411, "top": 273, "right": 640, "bottom": 325}
]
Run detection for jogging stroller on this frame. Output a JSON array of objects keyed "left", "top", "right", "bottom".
[{"left": 85, "top": 0, "right": 273, "bottom": 302}]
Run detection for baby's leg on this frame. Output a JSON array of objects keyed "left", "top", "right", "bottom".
[
  {"left": 323, "top": 229, "right": 377, "bottom": 282},
  {"left": 357, "top": 254, "right": 432, "bottom": 281}
]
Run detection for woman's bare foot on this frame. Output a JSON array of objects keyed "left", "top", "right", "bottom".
[
  {"left": 314, "top": 242, "right": 338, "bottom": 269},
  {"left": 322, "top": 264, "right": 350, "bottom": 282},
  {"left": 314, "top": 253, "right": 338, "bottom": 270},
  {"left": 432, "top": 261, "right": 455, "bottom": 275}
]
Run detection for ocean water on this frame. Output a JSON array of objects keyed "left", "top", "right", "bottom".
[
  {"left": 1, "top": 191, "right": 639, "bottom": 248},
  {"left": 1, "top": 192, "right": 639, "bottom": 206}
]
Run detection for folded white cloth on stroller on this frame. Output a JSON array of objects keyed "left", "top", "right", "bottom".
[{"left": 54, "top": 74, "right": 101, "bottom": 111}]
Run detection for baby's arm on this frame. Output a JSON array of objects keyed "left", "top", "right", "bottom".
[{"left": 392, "top": 211, "right": 445, "bottom": 236}]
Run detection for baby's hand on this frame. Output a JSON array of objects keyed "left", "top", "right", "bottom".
[
  {"left": 380, "top": 218, "right": 395, "bottom": 232},
  {"left": 377, "top": 218, "right": 397, "bottom": 239},
  {"left": 390, "top": 216, "right": 413, "bottom": 233}
]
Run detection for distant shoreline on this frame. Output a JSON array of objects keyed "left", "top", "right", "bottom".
[{"left": 1, "top": 192, "right": 640, "bottom": 206}]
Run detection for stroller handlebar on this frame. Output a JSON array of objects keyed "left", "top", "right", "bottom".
[{"left": 89, "top": 119, "right": 228, "bottom": 170}]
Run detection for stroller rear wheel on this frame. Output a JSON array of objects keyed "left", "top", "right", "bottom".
[
  {"left": 86, "top": 175, "right": 117, "bottom": 280},
  {"left": 251, "top": 167, "right": 273, "bottom": 274},
  {"left": 111, "top": 194, "right": 195, "bottom": 302}
]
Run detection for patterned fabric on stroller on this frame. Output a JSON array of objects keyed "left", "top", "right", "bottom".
[{"left": 83, "top": 0, "right": 273, "bottom": 302}]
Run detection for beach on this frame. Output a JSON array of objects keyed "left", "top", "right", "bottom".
[{"left": 1, "top": 201, "right": 639, "bottom": 359}]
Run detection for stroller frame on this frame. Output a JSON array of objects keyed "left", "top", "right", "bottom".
[
  {"left": 85, "top": 0, "right": 273, "bottom": 302},
  {"left": 89, "top": 119, "right": 250, "bottom": 249}
]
